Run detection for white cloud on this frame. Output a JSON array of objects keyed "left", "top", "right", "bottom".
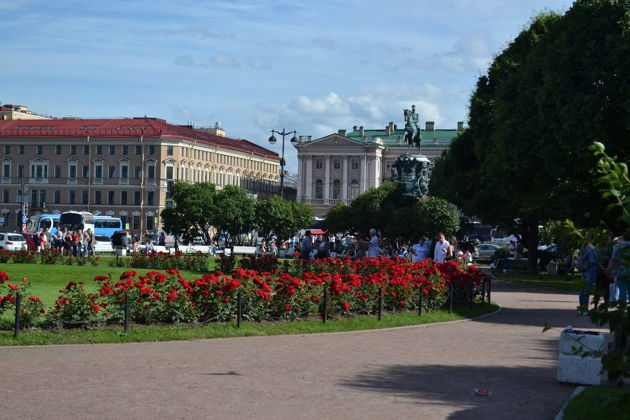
[
  {"left": 311, "top": 36, "right": 338, "bottom": 49},
  {"left": 211, "top": 54, "right": 240, "bottom": 68},
  {"left": 433, "top": 34, "right": 495, "bottom": 73},
  {"left": 173, "top": 55, "right": 196, "bottom": 66}
]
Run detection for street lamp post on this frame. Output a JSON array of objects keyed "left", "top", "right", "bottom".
[{"left": 268, "top": 129, "right": 298, "bottom": 199}]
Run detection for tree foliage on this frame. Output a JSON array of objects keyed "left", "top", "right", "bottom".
[
  {"left": 430, "top": 0, "right": 630, "bottom": 272},
  {"left": 212, "top": 185, "right": 257, "bottom": 239},
  {"left": 256, "top": 196, "right": 314, "bottom": 242},
  {"left": 161, "top": 182, "right": 216, "bottom": 244}
]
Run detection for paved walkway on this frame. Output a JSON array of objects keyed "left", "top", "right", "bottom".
[{"left": 0, "top": 279, "right": 604, "bottom": 419}]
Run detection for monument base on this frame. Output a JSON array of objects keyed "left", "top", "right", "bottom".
[{"left": 392, "top": 153, "right": 433, "bottom": 197}]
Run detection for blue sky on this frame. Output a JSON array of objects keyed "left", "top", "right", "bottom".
[{"left": 1, "top": 0, "right": 572, "bottom": 171}]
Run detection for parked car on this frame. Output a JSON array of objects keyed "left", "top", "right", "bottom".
[
  {"left": 0, "top": 233, "right": 27, "bottom": 251},
  {"left": 474, "top": 243, "right": 503, "bottom": 262},
  {"left": 94, "top": 234, "right": 114, "bottom": 253}
]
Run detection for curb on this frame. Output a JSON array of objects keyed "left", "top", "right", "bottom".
[{"left": 554, "top": 386, "right": 585, "bottom": 420}]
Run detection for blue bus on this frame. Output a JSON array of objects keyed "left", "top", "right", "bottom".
[{"left": 93, "top": 216, "right": 123, "bottom": 238}]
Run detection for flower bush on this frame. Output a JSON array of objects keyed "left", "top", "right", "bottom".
[
  {"left": 128, "top": 251, "right": 208, "bottom": 272},
  {"left": 0, "top": 273, "right": 45, "bottom": 328}
]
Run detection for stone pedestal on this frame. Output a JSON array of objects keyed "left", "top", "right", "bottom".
[{"left": 392, "top": 153, "right": 433, "bottom": 197}]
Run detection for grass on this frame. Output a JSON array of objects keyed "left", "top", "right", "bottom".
[
  {"left": 563, "top": 387, "right": 630, "bottom": 420},
  {"left": 496, "top": 272, "right": 585, "bottom": 292},
  {"left": 0, "top": 302, "right": 499, "bottom": 346}
]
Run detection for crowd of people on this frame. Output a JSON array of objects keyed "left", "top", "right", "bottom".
[{"left": 33, "top": 227, "right": 96, "bottom": 257}]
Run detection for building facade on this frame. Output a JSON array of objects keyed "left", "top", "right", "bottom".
[
  {"left": 0, "top": 117, "right": 280, "bottom": 233},
  {"left": 293, "top": 120, "right": 464, "bottom": 217}
]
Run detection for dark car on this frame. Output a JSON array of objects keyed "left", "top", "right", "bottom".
[{"left": 111, "top": 230, "right": 129, "bottom": 247}]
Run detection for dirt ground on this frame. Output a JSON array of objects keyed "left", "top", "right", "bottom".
[{"left": 0, "top": 279, "right": 603, "bottom": 419}]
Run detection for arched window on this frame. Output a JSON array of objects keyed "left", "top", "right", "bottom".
[
  {"left": 332, "top": 179, "right": 341, "bottom": 199},
  {"left": 315, "top": 179, "right": 323, "bottom": 199},
  {"left": 350, "top": 180, "right": 359, "bottom": 199}
]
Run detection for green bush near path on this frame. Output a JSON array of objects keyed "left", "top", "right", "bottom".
[
  {"left": 563, "top": 387, "right": 630, "bottom": 420},
  {"left": 496, "top": 272, "right": 584, "bottom": 292},
  {"left": 0, "top": 303, "right": 499, "bottom": 346}
]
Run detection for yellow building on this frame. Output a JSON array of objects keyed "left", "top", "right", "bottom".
[{"left": 0, "top": 104, "right": 51, "bottom": 120}]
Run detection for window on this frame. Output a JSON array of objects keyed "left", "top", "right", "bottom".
[
  {"left": 30, "top": 190, "right": 38, "bottom": 208},
  {"left": 82, "top": 165, "right": 89, "bottom": 178},
  {"left": 350, "top": 180, "right": 359, "bottom": 199},
  {"left": 55, "top": 145, "right": 62, "bottom": 154},
  {"left": 351, "top": 160, "right": 359, "bottom": 170},
  {"left": 54, "top": 190, "right": 61, "bottom": 204},
  {"left": 18, "top": 145, "right": 24, "bottom": 155},
  {"left": 146, "top": 215, "right": 154, "bottom": 230},
  {"left": 69, "top": 163, "right": 77, "bottom": 179},
  {"left": 121, "top": 191, "right": 127, "bottom": 205},
  {"left": 314, "top": 179, "right": 323, "bottom": 199},
  {"left": 166, "top": 166, "right": 173, "bottom": 180},
  {"left": 40, "top": 191, "right": 46, "bottom": 208},
  {"left": 147, "top": 165, "right": 155, "bottom": 179},
  {"left": 332, "top": 179, "right": 341, "bottom": 199},
  {"left": 3, "top": 189, "right": 8, "bottom": 203},
  {"left": 2, "top": 162, "right": 10, "bottom": 178},
  {"left": 69, "top": 190, "right": 76, "bottom": 205},
  {"left": 120, "top": 216, "right": 127, "bottom": 228},
  {"left": 108, "top": 165, "right": 115, "bottom": 178},
  {"left": 82, "top": 190, "right": 88, "bottom": 205},
  {"left": 109, "top": 145, "right": 116, "bottom": 155},
  {"left": 95, "top": 191, "right": 102, "bottom": 205},
  {"left": 167, "top": 146, "right": 173, "bottom": 156},
  {"left": 37, "top": 145, "right": 43, "bottom": 154},
  {"left": 147, "top": 191, "right": 154, "bottom": 206},
  {"left": 315, "top": 159, "right": 323, "bottom": 169},
  {"left": 4, "top": 145, "right": 10, "bottom": 154},
  {"left": 96, "top": 145, "right": 103, "bottom": 155},
  {"left": 134, "top": 166, "right": 141, "bottom": 179},
  {"left": 18, "top": 165, "right": 24, "bottom": 178},
  {"left": 333, "top": 160, "right": 340, "bottom": 169},
  {"left": 134, "top": 191, "right": 141, "bottom": 205},
  {"left": 120, "top": 163, "right": 128, "bottom": 180},
  {"left": 133, "top": 215, "right": 140, "bottom": 230},
  {"left": 70, "top": 145, "right": 77, "bottom": 155},
  {"left": 83, "top": 145, "right": 89, "bottom": 155},
  {"left": 108, "top": 191, "right": 115, "bottom": 205},
  {"left": 30, "top": 162, "right": 48, "bottom": 179},
  {"left": 122, "top": 145, "right": 128, "bottom": 155},
  {"left": 94, "top": 163, "right": 103, "bottom": 179},
  {"left": 135, "top": 145, "right": 141, "bottom": 155},
  {"left": 148, "top": 145, "right": 155, "bottom": 155},
  {"left": 54, "top": 165, "right": 61, "bottom": 178}
]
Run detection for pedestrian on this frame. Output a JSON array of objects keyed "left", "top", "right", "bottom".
[
  {"left": 411, "top": 237, "right": 431, "bottom": 263},
  {"left": 367, "top": 228, "right": 380, "bottom": 258},
  {"left": 316, "top": 234, "right": 330, "bottom": 259},
  {"left": 355, "top": 232, "right": 369, "bottom": 259},
  {"left": 300, "top": 230, "right": 313, "bottom": 261},
  {"left": 608, "top": 230, "right": 630, "bottom": 303},
  {"left": 433, "top": 233, "right": 450, "bottom": 262},
  {"left": 578, "top": 236, "right": 599, "bottom": 314}
]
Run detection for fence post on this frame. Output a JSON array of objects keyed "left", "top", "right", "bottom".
[
  {"left": 377, "top": 287, "right": 382, "bottom": 321},
  {"left": 14, "top": 293, "right": 22, "bottom": 338},
  {"left": 237, "top": 291, "right": 242, "bottom": 328},
  {"left": 487, "top": 280, "right": 492, "bottom": 304},
  {"left": 123, "top": 293, "right": 130, "bottom": 333},
  {"left": 418, "top": 286, "right": 423, "bottom": 317},
  {"left": 322, "top": 288, "right": 328, "bottom": 324}
]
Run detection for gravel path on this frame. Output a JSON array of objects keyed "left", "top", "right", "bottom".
[{"left": 0, "top": 279, "right": 602, "bottom": 419}]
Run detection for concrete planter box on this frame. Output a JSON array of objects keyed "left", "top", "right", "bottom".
[{"left": 558, "top": 328, "right": 604, "bottom": 385}]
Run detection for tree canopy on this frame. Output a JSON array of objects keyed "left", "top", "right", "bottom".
[
  {"left": 256, "top": 195, "right": 314, "bottom": 242},
  {"left": 430, "top": 0, "right": 630, "bottom": 272}
]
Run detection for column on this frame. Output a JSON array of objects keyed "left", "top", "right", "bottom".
[
  {"left": 305, "top": 156, "right": 313, "bottom": 199},
  {"left": 342, "top": 157, "right": 348, "bottom": 200},
  {"left": 296, "top": 156, "right": 303, "bottom": 201},
  {"left": 360, "top": 155, "right": 367, "bottom": 193},
  {"left": 324, "top": 156, "right": 330, "bottom": 200}
]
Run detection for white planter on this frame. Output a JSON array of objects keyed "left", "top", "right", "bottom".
[
  {"left": 559, "top": 329, "right": 604, "bottom": 355},
  {"left": 557, "top": 328, "right": 604, "bottom": 385}
]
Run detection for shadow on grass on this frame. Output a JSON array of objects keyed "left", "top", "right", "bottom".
[{"left": 339, "top": 364, "right": 574, "bottom": 419}]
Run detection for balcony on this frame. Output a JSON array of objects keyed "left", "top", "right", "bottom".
[
  {"left": 303, "top": 198, "right": 353, "bottom": 206},
  {"left": 119, "top": 178, "right": 129, "bottom": 185},
  {"left": 67, "top": 177, "right": 77, "bottom": 185},
  {"left": 93, "top": 177, "right": 103, "bottom": 185}
]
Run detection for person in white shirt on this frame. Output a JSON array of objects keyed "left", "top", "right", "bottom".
[
  {"left": 367, "top": 228, "right": 380, "bottom": 258},
  {"left": 434, "top": 232, "right": 450, "bottom": 262},
  {"left": 411, "top": 237, "right": 431, "bottom": 263}
]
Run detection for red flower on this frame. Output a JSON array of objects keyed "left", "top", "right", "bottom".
[
  {"left": 91, "top": 305, "right": 100, "bottom": 314},
  {"left": 285, "top": 304, "right": 292, "bottom": 312},
  {"left": 8, "top": 283, "right": 19, "bottom": 291},
  {"left": 341, "top": 301, "right": 350, "bottom": 312}
]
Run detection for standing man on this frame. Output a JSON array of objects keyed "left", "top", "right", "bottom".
[
  {"left": 300, "top": 230, "right": 313, "bottom": 261},
  {"left": 609, "top": 230, "right": 630, "bottom": 303},
  {"left": 411, "top": 237, "right": 431, "bottom": 263},
  {"left": 367, "top": 228, "right": 380, "bottom": 258},
  {"left": 578, "top": 236, "right": 599, "bottom": 313},
  {"left": 434, "top": 233, "right": 450, "bottom": 262}
]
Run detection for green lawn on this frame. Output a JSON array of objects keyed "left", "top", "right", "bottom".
[
  {"left": 563, "top": 387, "right": 630, "bottom": 420},
  {"left": 0, "top": 302, "right": 499, "bottom": 346},
  {"left": 496, "top": 272, "right": 585, "bottom": 292}
]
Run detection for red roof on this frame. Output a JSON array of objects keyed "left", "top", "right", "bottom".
[{"left": 0, "top": 118, "right": 280, "bottom": 160}]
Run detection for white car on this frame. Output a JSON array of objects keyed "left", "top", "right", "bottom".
[
  {"left": 0, "top": 233, "right": 27, "bottom": 251},
  {"left": 474, "top": 243, "right": 503, "bottom": 262},
  {"left": 93, "top": 234, "right": 114, "bottom": 253}
]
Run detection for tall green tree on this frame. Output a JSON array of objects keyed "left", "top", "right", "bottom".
[
  {"left": 431, "top": 0, "right": 629, "bottom": 273},
  {"left": 160, "top": 182, "right": 216, "bottom": 244},
  {"left": 213, "top": 185, "right": 257, "bottom": 242},
  {"left": 256, "top": 196, "right": 314, "bottom": 242}
]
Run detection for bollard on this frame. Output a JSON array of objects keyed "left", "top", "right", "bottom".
[
  {"left": 14, "top": 293, "right": 22, "bottom": 338},
  {"left": 124, "top": 293, "right": 130, "bottom": 333},
  {"left": 322, "top": 288, "right": 328, "bottom": 324},
  {"left": 418, "top": 286, "right": 423, "bottom": 317},
  {"left": 481, "top": 280, "right": 486, "bottom": 305},
  {"left": 377, "top": 287, "right": 382, "bottom": 321},
  {"left": 237, "top": 291, "right": 242, "bottom": 328},
  {"left": 487, "top": 280, "right": 492, "bottom": 304},
  {"left": 469, "top": 282, "right": 474, "bottom": 311},
  {"left": 448, "top": 281, "right": 453, "bottom": 314}
]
